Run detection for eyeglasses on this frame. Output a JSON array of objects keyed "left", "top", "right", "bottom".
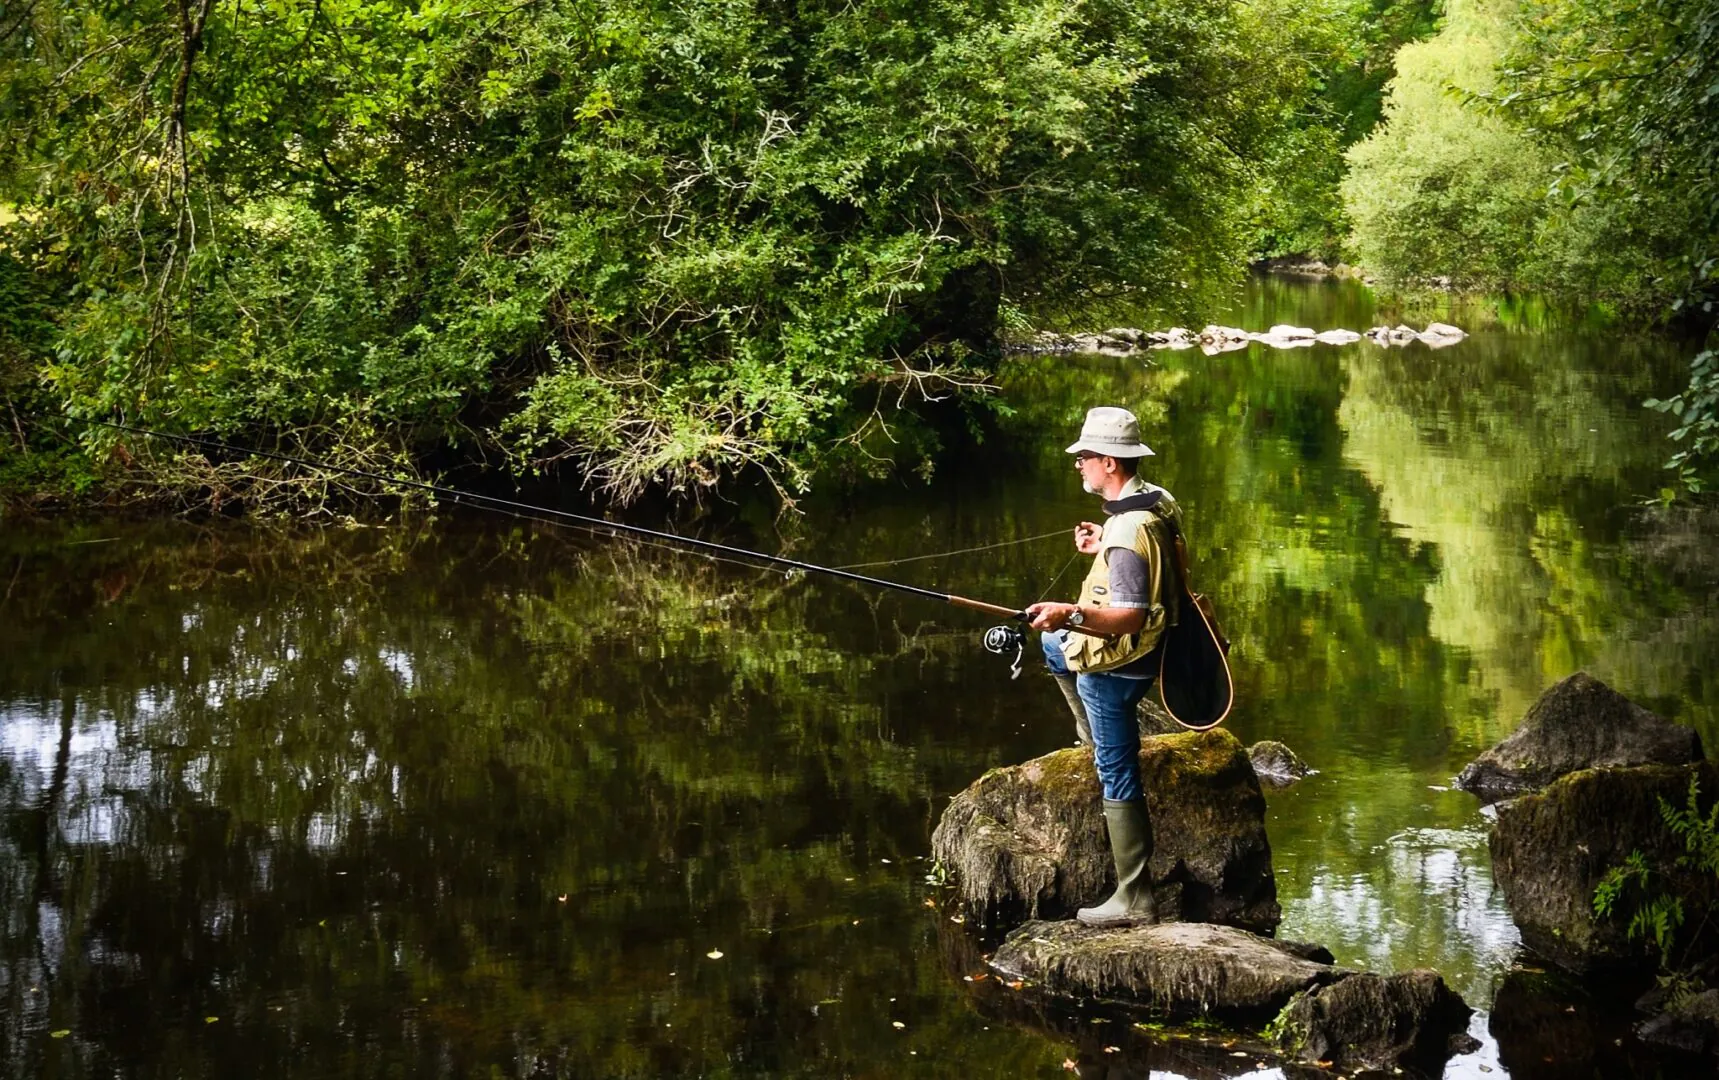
[{"left": 1073, "top": 453, "right": 1102, "bottom": 465}]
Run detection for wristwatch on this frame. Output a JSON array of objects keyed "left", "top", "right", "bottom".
[{"left": 1066, "top": 608, "right": 1085, "bottom": 627}]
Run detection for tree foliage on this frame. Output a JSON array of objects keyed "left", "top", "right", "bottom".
[
  {"left": 1495, "top": 0, "right": 1719, "bottom": 489},
  {"left": 0, "top": 0, "right": 1316, "bottom": 508},
  {"left": 1341, "top": 0, "right": 1560, "bottom": 290},
  {"left": 1248, "top": 0, "right": 1443, "bottom": 261},
  {"left": 1343, "top": 0, "right": 1714, "bottom": 307}
]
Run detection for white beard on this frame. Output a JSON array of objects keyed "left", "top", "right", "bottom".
[{"left": 1082, "top": 479, "right": 1099, "bottom": 495}]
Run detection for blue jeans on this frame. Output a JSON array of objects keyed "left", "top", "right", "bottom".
[{"left": 1042, "top": 631, "right": 1153, "bottom": 802}]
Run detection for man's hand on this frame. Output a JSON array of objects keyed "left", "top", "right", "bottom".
[
  {"left": 1074, "top": 521, "right": 1103, "bottom": 554},
  {"left": 1025, "top": 601, "right": 1078, "bottom": 632}
]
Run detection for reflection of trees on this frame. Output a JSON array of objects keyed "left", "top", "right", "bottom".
[
  {"left": 0, "top": 521, "right": 1061, "bottom": 1076},
  {"left": 1338, "top": 336, "right": 1717, "bottom": 740}
]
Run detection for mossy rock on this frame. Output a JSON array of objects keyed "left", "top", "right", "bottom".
[
  {"left": 930, "top": 728, "right": 1278, "bottom": 932},
  {"left": 1271, "top": 970, "right": 1475, "bottom": 1073},
  {"left": 991, "top": 920, "right": 1343, "bottom": 1022},
  {"left": 1457, "top": 672, "right": 1703, "bottom": 801},
  {"left": 1490, "top": 760, "right": 1719, "bottom": 972},
  {"left": 990, "top": 921, "right": 1473, "bottom": 1074}
]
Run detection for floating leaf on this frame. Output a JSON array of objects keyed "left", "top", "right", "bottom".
[
  {"left": 205, "top": 1016, "right": 219, "bottom": 1024},
  {"left": 50, "top": 1030, "right": 70, "bottom": 1039},
  {"left": 706, "top": 949, "right": 724, "bottom": 959},
  {"left": 892, "top": 1021, "right": 905, "bottom": 1030}
]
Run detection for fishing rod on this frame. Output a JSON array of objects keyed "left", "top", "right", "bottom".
[{"left": 82, "top": 418, "right": 1096, "bottom": 675}]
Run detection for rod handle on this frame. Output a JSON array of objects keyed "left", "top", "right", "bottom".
[{"left": 945, "top": 594, "right": 1106, "bottom": 637}]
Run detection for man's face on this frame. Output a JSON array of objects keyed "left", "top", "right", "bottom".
[{"left": 1074, "top": 451, "right": 1105, "bottom": 494}]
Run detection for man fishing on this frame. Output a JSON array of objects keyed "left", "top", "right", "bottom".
[{"left": 1024, "top": 406, "right": 1181, "bottom": 928}]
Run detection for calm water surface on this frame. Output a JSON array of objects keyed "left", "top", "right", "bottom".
[{"left": 4, "top": 278, "right": 1716, "bottom": 1078}]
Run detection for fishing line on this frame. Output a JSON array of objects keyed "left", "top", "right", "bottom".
[
  {"left": 832, "top": 529, "right": 1068, "bottom": 570},
  {"left": 1035, "top": 551, "right": 1083, "bottom": 603}
]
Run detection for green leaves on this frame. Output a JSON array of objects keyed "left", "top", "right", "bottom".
[
  {"left": 1593, "top": 776, "right": 1719, "bottom": 972},
  {"left": 4, "top": 0, "right": 1329, "bottom": 509}
]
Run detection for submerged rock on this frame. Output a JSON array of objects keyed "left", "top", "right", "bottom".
[
  {"left": 1490, "top": 760, "right": 1719, "bottom": 972},
  {"left": 991, "top": 921, "right": 1473, "bottom": 1074},
  {"left": 1487, "top": 964, "right": 1667, "bottom": 1077},
  {"left": 1456, "top": 672, "right": 1704, "bottom": 801},
  {"left": 1637, "top": 988, "right": 1719, "bottom": 1060},
  {"left": 1248, "top": 740, "right": 1313, "bottom": 788},
  {"left": 930, "top": 729, "right": 1278, "bottom": 932},
  {"left": 991, "top": 920, "right": 1340, "bottom": 1021},
  {"left": 1273, "top": 969, "right": 1476, "bottom": 1073}
]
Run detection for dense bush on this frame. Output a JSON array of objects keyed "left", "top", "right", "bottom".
[
  {"left": 1340, "top": 0, "right": 1558, "bottom": 291},
  {"left": 1342, "top": 0, "right": 1711, "bottom": 314},
  {"left": 1248, "top": 0, "right": 1442, "bottom": 263},
  {"left": 0, "top": 0, "right": 1316, "bottom": 509},
  {"left": 1497, "top": 0, "right": 1719, "bottom": 488}
]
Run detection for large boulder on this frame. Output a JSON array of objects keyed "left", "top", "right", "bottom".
[
  {"left": 1490, "top": 760, "right": 1719, "bottom": 972},
  {"left": 990, "top": 921, "right": 1473, "bottom": 1073},
  {"left": 930, "top": 729, "right": 1279, "bottom": 932},
  {"left": 1456, "top": 672, "right": 1703, "bottom": 801}
]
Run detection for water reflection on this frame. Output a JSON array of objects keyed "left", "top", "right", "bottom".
[{"left": 3, "top": 279, "right": 1716, "bottom": 1077}]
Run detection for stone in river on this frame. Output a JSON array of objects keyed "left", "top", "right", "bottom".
[
  {"left": 930, "top": 729, "right": 1279, "bottom": 932},
  {"left": 990, "top": 920, "right": 1339, "bottom": 1020},
  {"left": 1248, "top": 739, "right": 1313, "bottom": 787},
  {"left": 1455, "top": 671, "right": 1703, "bottom": 801},
  {"left": 990, "top": 920, "right": 1474, "bottom": 1074},
  {"left": 1489, "top": 760, "right": 1718, "bottom": 972},
  {"left": 1636, "top": 987, "right": 1719, "bottom": 1060},
  {"left": 1272, "top": 968, "right": 1477, "bottom": 1073}
]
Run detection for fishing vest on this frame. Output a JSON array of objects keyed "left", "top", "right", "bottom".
[{"left": 1059, "top": 480, "right": 1182, "bottom": 675}]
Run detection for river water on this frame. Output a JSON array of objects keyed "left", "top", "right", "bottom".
[{"left": 3, "top": 277, "right": 1715, "bottom": 1078}]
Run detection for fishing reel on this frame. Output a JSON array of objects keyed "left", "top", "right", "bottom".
[{"left": 983, "top": 623, "right": 1028, "bottom": 679}]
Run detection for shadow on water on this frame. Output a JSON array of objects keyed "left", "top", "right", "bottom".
[{"left": 3, "top": 278, "right": 1717, "bottom": 1077}]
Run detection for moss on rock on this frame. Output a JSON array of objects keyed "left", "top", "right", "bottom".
[
  {"left": 990, "top": 920, "right": 1345, "bottom": 1022},
  {"left": 1490, "top": 760, "right": 1719, "bottom": 972},
  {"left": 930, "top": 729, "right": 1278, "bottom": 932}
]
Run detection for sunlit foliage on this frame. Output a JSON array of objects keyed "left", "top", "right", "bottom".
[{"left": 0, "top": 0, "right": 1319, "bottom": 509}]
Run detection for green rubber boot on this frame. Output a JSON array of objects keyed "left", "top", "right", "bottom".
[
  {"left": 1077, "top": 799, "right": 1159, "bottom": 928},
  {"left": 1052, "top": 673, "right": 1093, "bottom": 747}
]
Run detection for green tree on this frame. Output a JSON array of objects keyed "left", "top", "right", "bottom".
[
  {"left": 0, "top": 0, "right": 1317, "bottom": 510},
  {"left": 1339, "top": 0, "right": 1558, "bottom": 290}
]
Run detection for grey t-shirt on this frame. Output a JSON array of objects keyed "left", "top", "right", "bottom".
[{"left": 1105, "top": 547, "right": 1160, "bottom": 679}]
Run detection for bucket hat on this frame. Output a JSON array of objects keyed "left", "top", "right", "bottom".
[{"left": 1065, "top": 406, "right": 1155, "bottom": 458}]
